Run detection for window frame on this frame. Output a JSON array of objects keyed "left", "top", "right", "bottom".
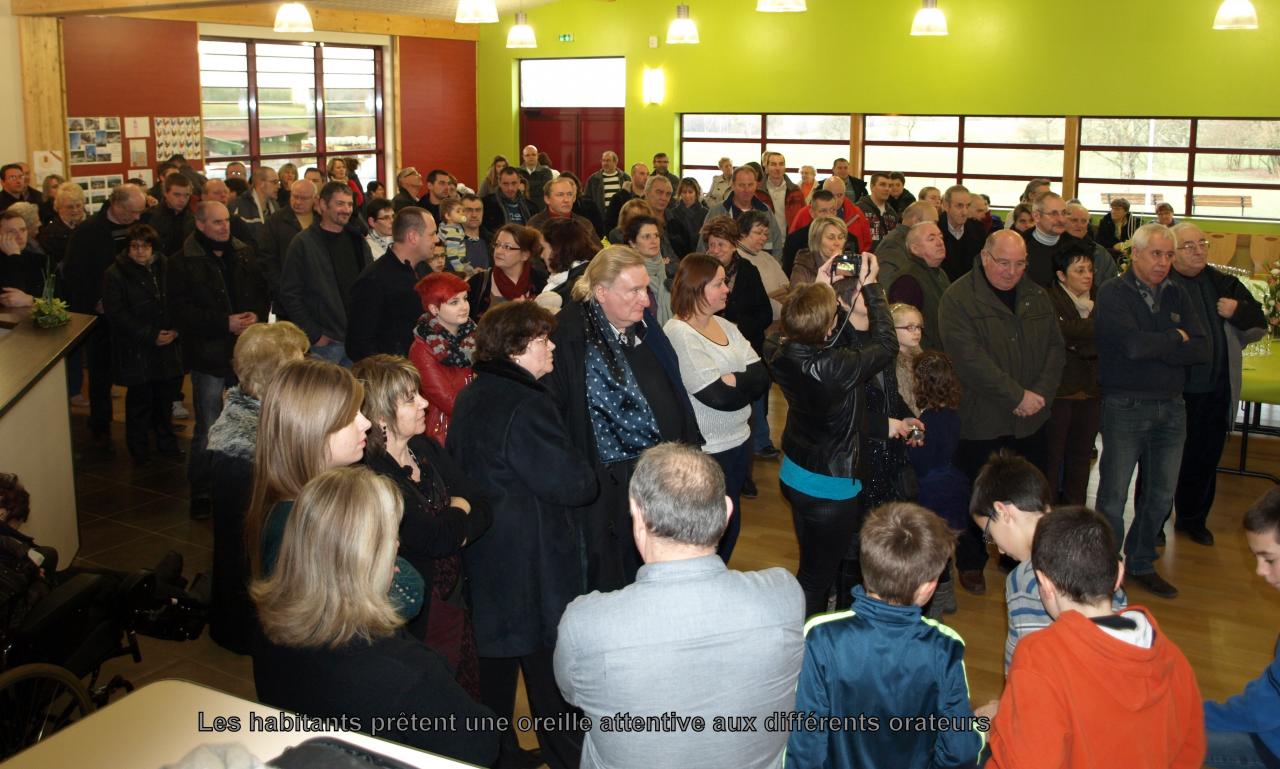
[
  {"left": 199, "top": 36, "right": 384, "bottom": 176},
  {"left": 680, "top": 113, "right": 852, "bottom": 178}
]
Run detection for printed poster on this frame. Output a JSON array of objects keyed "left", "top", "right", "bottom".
[
  {"left": 67, "top": 116, "right": 122, "bottom": 165},
  {"left": 154, "top": 116, "right": 203, "bottom": 161}
]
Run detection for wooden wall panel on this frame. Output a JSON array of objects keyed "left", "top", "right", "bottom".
[{"left": 18, "top": 17, "right": 65, "bottom": 163}]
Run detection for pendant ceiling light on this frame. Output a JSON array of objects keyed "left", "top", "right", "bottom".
[
  {"left": 756, "top": 0, "right": 806, "bottom": 11},
  {"left": 666, "top": 4, "right": 700, "bottom": 45},
  {"left": 506, "top": 12, "right": 537, "bottom": 48},
  {"left": 1213, "top": 0, "right": 1259, "bottom": 29},
  {"left": 910, "top": 0, "right": 948, "bottom": 35},
  {"left": 273, "top": 2, "right": 314, "bottom": 33},
  {"left": 455, "top": 0, "right": 498, "bottom": 24}
]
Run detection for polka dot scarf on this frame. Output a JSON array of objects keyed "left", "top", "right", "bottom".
[{"left": 582, "top": 298, "right": 662, "bottom": 464}]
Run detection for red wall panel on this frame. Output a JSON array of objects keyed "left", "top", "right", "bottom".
[
  {"left": 397, "top": 37, "right": 477, "bottom": 187},
  {"left": 62, "top": 17, "right": 202, "bottom": 176}
]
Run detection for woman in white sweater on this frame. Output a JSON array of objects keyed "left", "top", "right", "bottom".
[{"left": 664, "top": 253, "right": 771, "bottom": 563}]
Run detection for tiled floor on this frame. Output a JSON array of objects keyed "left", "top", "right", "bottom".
[{"left": 68, "top": 395, "right": 257, "bottom": 703}]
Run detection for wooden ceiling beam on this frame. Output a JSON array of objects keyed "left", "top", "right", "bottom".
[{"left": 11, "top": 0, "right": 275, "bottom": 17}]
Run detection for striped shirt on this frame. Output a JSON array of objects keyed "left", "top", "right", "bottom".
[
  {"left": 600, "top": 172, "right": 624, "bottom": 208},
  {"left": 1005, "top": 560, "right": 1129, "bottom": 672}
]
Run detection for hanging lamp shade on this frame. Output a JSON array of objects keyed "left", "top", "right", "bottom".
[
  {"left": 666, "top": 4, "right": 700, "bottom": 44},
  {"left": 506, "top": 12, "right": 537, "bottom": 48},
  {"left": 1213, "top": 0, "right": 1259, "bottom": 29},
  {"left": 455, "top": 0, "right": 499, "bottom": 24},
  {"left": 910, "top": 0, "right": 948, "bottom": 35},
  {"left": 756, "top": 0, "right": 806, "bottom": 11},
  {"left": 273, "top": 2, "right": 314, "bottom": 33}
]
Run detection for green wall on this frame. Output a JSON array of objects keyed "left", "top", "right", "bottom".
[{"left": 475, "top": 0, "right": 1280, "bottom": 230}]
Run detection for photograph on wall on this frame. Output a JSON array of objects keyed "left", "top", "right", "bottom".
[
  {"left": 124, "top": 116, "right": 150, "bottom": 138},
  {"left": 154, "top": 116, "right": 203, "bottom": 161},
  {"left": 129, "top": 139, "right": 148, "bottom": 168},
  {"left": 72, "top": 173, "right": 125, "bottom": 214},
  {"left": 68, "top": 116, "right": 123, "bottom": 165}
]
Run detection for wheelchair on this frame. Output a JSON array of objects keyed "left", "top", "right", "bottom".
[{"left": 0, "top": 566, "right": 208, "bottom": 759}]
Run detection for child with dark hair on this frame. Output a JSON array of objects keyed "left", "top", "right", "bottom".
[
  {"left": 788, "top": 502, "right": 987, "bottom": 769},
  {"left": 988, "top": 506, "right": 1204, "bottom": 769},
  {"left": 1203, "top": 485, "right": 1280, "bottom": 768},
  {"left": 908, "top": 349, "right": 967, "bottom": 618},
  {"left": 969, "top": 450, "right": 1127, "bottom": 671}
]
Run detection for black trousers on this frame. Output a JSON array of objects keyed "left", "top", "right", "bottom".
[
  {"left": 1044, "top": 397, "right": 1101, "bottom": 506},
  {"left": 1173, "top": 384, "right": 1232, "bottom": 531},
  {"left": 781, "top": 481, "right": 863, "bottom": 618},
  {"left": 477, "top": 649, "right": 582, "bottom": 769},
  {"left": 124, "top": 378, "right": 181, "bottom": 460},
  {"left": 580, "top": 460, "right": 642, "bottom": 593},
  {"left": 954, "top": 426, "right": 1048, "bottom": 573},
  {"left": 86, "top": 323, "right": 113, "bottom": 438}
]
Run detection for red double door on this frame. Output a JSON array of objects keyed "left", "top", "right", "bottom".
[{"left": 519, "top": 108, "right": 625, "bottom": 183}]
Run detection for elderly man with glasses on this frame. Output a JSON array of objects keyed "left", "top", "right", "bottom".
[
  {"left": 392, "top": 166, "right": 425, "bottom": 212},
  {"left": 1160, "top": 222, "right": 1265, "bottom": 547},
  {"left": 1021, "top": 191, "right": 1075, "bottom": 286},
  {"left": 938, "top": 229, "right": 1064, "bottom": 595}
]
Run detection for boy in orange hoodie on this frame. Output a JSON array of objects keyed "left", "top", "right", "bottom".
[{"left": 988, "top": 506, "right": 1205, "bottom": 769}]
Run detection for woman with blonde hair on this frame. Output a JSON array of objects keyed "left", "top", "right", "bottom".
[
  {"left": 251, "top": 466, "right": 499, "bottom": 765},
  {"left": 276, "top": 163, "right": 298, "bottom": 208},
  {"left": 546, "top": 245, "right": 701, "bottom": 590},
  {"left": 246, "top": 359, "right": 372, "bottom": 577},
  {"left": 207, "top": 320, "right": 309, "bottom": 654},
  {"left": 354, "top": 354, "right": 491, "bottom": 697},
  {"left": 326, "top": 156, "right": 364, "bottom": 208},
  {"left": 790, "top": 215, "right": 849, "bottom": 285},
  {"left": 477, "top": 154, "right": 509, "bottom": 199}
]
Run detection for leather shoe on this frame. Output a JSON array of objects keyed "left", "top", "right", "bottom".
[
  {"left": 1127, "top": 570, "right": 1178, "bottom": 599},
  {"left": 958, "top": 570, "right": 986, "bottom": 595},
  {"left": 755, "top": 446, "right": 781, "bottom": 460},
  {"left": 742, "top": 478, "right": 758, "bottom": 499},
  {"left": 1176, "top": 525, "right": 1214, "bottom": 546}
]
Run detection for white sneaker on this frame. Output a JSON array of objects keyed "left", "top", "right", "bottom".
[{"left": 172, "top": 402, "right": 190, "bottom": 419}]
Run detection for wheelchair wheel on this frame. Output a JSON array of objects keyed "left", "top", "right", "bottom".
[{"left": 0, "top": 663, "right": 95, "bottom": 759}]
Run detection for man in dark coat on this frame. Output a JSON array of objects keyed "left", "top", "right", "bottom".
[
  {"left": 938, "top": 185, "right": 987, "bottom": 282},
  {"left": 1022, "top": 191, "right": 1081, "bottom": 287},
  {"left": 142, "top": 173, "right": 194, "bottom": 256},
  {"left": 258, "top": 179, "right": 316, "bottom": 308},
  {"left": 0, "top": 163, "right": 43, "bottom": 212},
  {"left": 65, "top": 183, "right": 148, "bottom": 451},
  {"left": 1165, "top": 222, "right": 1266, "bottom": 545},
  {"left": 346, "top": 207, "right": 436, "bottom": 362},
  {"left": 168, "top": 200, "right": 270, "bottom": 518},
  {"left": 542, "top": 250, "right": 702, "bottom": 593},
  {"left": 279, "top": 181, "right": 372, "bottom": 367},
  {"left": 482, "top": 167, "right": 534, "bottom": 234}
]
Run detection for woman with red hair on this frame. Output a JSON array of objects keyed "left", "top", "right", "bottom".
[{"left": 409, "top": 272, "right": 475, "bottom": 445}]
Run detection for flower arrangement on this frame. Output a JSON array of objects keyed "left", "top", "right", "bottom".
[
  {"left": 31, "top": 257, "right": 70, "bottom": 329},
  {"left": 1265, "top": 261, "right": 1280, "bottom": 333}
]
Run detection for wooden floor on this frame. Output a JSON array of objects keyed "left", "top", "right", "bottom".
[{"left": 725, "top": 388, "right": 1280, "bottom": 705}]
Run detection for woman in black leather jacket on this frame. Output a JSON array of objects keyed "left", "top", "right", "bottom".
[{"left": 767, "top": 252, "right": 897, "bottom": 617}]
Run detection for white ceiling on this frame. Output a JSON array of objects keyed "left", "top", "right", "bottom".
[{"left": 312, "top": 0, "right": 562, "bottom": 19}]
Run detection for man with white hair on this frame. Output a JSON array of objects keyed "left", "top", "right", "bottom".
[
  {"left": 555, "top": 443, "right": 804, "bottom": 769},
  {"left": 875, "top": 200, "right": 938, "bottom": 285},
  {"left": 517, "top": 144, "right": 553, "bottom": 210},
  {"left": 1163, "top": 221, "right": 1265, "bottom": 546},
  {"left": 1063, "top": 201, "right": 1118, "bottom": 285},
  {"left": 938, "top": 185, "right": 987, "bottom": 281},
  {"left": 1094, "top": 223, "right": 1208, "bottom": 599},
  {"left": 888, "top": 221, "right": 951, "bottom": 351}
]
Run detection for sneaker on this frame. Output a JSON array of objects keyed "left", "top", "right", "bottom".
[
  {"left": 172, "top": 402, "right": 190, "bottom": 419},
  {"left": 1127, "top": 570, "right": 1178, "bottom": 599}
]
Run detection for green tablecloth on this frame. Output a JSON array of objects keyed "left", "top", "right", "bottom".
[{"left": 1241, "top": 338, "right": 1280, "bottom": 406}]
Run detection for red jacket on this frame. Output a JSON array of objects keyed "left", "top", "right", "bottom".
[
  {"left": 989, "top": 607, "right": 1204, "bottom": 769},
  {"left": 408, "top": 337, "right": 473, "bottom": 446},
  {"left": 788, "top": 201, "right": 874, "bottom": 254}
]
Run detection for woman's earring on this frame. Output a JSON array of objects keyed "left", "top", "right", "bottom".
[{"left": 380, "top": 423, "right": 388, "bottom": 442}]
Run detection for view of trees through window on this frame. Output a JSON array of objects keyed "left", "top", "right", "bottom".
[
  {"left": 681, "top": 113, "right": 1280, "bottom": 219},
  {"left": 199, "top": 38, "right": 382, "bottom": 180}
]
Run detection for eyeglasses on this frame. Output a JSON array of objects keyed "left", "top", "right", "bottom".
[
  {"left": 495, "top": 243, "right": 522, "bottom": 252},
  {"left": 895, "top": 324, "right": 924, "bottom": 332},
  {"left": 396, "top": 167, "right": 420, "bottom": 180},
  {"left": 1177, "top": 239, "right": 1210, "bottom": 252},
  {"left": 982, "top": 516, "right": 995, "bottom": 544},
  {"left": 1038, "top": 210, "right": 1066, "bottom": 218},
  {"left": 375, "top": 214, "right": 395, "bottom": 222}
]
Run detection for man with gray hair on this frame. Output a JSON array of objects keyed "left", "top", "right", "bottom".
[
  {"left": 939, "top": 184, "right": 987, "bottom": 281},
  {"left": 228, "top": 165, "right": 280, "bottom": 244},
  {"left": 1094, "top": 223, "right": 1208, "bottom": 598},
  {"left": 875, "top": 199, "right": 938, "bottom": 286},
  {"left": 169, "top": 199, "right": 270, "bottom": 518},
  {"left": 554, "top": 442, "right": 804, "bottom": 769},
  {"left": 66, "top": 182, "right": 148, "bottom": 452},
  {"left": 1022, "top": 191, "right": 1075, "bottom": 287},
  {"left": 1064, "top": 201, "right": 1119, "bottom": 285},
  {"left": 888, "top": 221, "right": 951, "bottom": 351},
  {"left": 259, "top": 179, "right": 316, "bottom": 309},
  {"left": 517, "top": 144, "right": 553, "bottom": 210}
]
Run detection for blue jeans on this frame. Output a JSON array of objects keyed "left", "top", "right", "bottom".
[
  {"left": 1205, "top": 731, "right": 1280, "bottom": 769},
  {"left": 1095, "top": 395, "right": 1186, "bottom": 575},
  {"left": 309, "top": 340, "right": 352, "bottom": 368},
  {"left": 188, "top": 371, "right": 228, "bottom": 498},
  {"left": 750, "top": 394, "right": 774, "bottom": 451}
]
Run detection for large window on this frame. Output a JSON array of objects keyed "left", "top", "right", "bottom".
[
  {"left": 680, "top": 114, "right": 850, "bottom": 194},
  {"left": 1078, "top": 118, "right": 1280, "bottom": 219},
  {"left": 863, "top": 115, "right": 1065, "bottom": 208},
  {"left": 199, "top": 38, "right": 383, "bottom": 180},
  {"left": 678, "top": 112, "right": 1280, "bottom": 221}
]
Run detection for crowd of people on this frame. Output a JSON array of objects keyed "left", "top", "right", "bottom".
[{"left": 0, "top": 148, "right": 1276, "bottom": 769}]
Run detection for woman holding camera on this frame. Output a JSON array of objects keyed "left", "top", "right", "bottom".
[{"left": 767, "top": 251, "right": 898, "bottom": 618}]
